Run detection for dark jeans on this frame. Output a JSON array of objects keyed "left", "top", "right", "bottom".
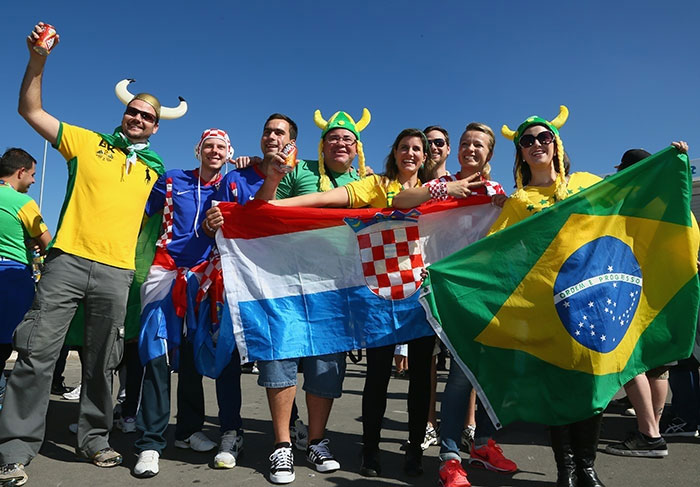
[
  {"left": 135, "top": 340, "right": 242, "bottom": 454},
  {"left": 362, "top": 334, "right": 435, "bottom": 450},
  {"left": 668, "top": 357, "right": 700, "bottom": 426},
  {"left": 120, "top": 341, "right": 143, "bottom": 417}
]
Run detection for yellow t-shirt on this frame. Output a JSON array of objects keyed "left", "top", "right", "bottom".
[
  {"left": 345, "top": 174, "right": 419, "bottom": 208},
  {"left": 53, "top": 123, "right": 158, "bottom": 269},
  {"left": 488, "top": 172, "right": 602, "bottom": 235}
]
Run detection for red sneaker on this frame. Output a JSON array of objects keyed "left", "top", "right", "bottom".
[
  {"left": 469, "top": 439, "right": 517, "bottom": 473},
  {"left": 438, "top": 459, "right": 471, "bottom": 487}
]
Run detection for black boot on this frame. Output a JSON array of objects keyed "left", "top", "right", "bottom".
[
  {"left": 403, "top": 443, "right": 423, "bottom": 477},
  {"left": 360, "top": 446, "right": 381, "bottom": 477},
  {"left": 550, "top": 424, "right": 577, "bottom": 487},
  {"left": 571, "top": 413, "right": 606, "bottom": 487}
]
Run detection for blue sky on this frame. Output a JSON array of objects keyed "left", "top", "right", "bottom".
[{"left": 3, "top": 1, "right": 699, "bottom": 231}]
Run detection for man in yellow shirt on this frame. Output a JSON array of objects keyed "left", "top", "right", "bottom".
[{"left": 0, "top": 22, "right": 183, "bottom": 486}]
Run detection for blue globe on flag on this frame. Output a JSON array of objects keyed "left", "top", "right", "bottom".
[{"left": 553, "top": 236, "right": 642, "bottom": 353}]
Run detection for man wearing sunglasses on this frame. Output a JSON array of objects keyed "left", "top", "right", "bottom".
[
  {"left": 423, "top": 125, "right": 451, "bottom": 180},
  {"left": 0, "top": 22, "right": 176, "bottom": 486}
]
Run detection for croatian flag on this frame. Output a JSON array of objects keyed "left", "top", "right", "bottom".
[{"left": 216, "top": 197, "right": 500, "bottom": 363}]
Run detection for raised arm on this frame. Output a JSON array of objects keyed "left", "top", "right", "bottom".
[{"left": 18, "top": 22, "right": 60, "bottom": 146}]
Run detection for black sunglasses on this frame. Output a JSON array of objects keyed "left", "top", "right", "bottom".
[
  {"left": 519, "top": 131, "right": 554, "bottom": 148},
  {"left": 428, "top": 138, "right": 446, "bottom": 148},
  {"left": 124, "top": 106, "right": 158, "bottom": 124}
]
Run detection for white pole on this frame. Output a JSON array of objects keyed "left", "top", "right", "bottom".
[{"left": 39, "top": 139, "right": 48, "bottom": 211}]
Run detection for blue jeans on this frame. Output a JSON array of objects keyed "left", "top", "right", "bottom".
[{"left": 439, "top": 359, "right": 495, "bottom": 461}]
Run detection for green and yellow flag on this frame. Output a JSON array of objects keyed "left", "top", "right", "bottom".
[{"left": 420, "top": 147, "right": 699, "bottom": 428}]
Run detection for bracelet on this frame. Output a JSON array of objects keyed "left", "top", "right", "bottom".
[
  {"left": 427, "top": 181, "right": 448, "bottom": 201},
  {"left": 203, "top": 219, "right": 215, "bottom": 233}
]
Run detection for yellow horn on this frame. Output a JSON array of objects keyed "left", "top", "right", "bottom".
[
  {"left": 550, "top": 105, "right": 569, "bottom": 129},
  {"left": 313, "top": 110, "right": 328, "bottom": 130},
  {"left": 501, "top": 124, "right": 516, "bottom": 141},
  {"left": 355, "top": 108, "right": 371, "bottom": 132}
]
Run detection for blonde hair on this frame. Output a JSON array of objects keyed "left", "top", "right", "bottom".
[{"left": 464, "top": 122, "right": 495, "bottom": 180}]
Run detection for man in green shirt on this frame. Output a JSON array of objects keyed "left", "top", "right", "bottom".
[{"left": 0, "top": 148, "right": 51, "bottom": 403}]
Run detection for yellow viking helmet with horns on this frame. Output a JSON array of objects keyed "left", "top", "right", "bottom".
[
  {"left": 502, "top": 105, "right": 570, "bottom": 202},
  {"left": 115, "top": 79, "right": 188, "bottom": 121},
  {"left": 314, "top": 108, "right": 371, "bottom": 192}
]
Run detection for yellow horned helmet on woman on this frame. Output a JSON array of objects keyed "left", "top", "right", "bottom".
[{"left": 502, "top": 105, "right": 569, "bottom": 203}]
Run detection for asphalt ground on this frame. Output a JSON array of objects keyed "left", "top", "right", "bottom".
[{"left": 5, "top": 352, "right": 699, "bottom": 486}]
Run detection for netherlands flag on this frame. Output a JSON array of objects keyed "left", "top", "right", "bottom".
[{"left": 215, "top": 197, "right": 500, "bottom": 363}]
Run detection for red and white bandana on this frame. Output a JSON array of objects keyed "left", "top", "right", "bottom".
[{"left": 194, "top": 128, "right": 234, "bottom": 161}]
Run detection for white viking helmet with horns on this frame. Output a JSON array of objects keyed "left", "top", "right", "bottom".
[{"left": 115, "top": 79, "right": 188, "bottom": 120}]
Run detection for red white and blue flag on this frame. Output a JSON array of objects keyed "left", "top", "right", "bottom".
[{"left": 215, "top": 197, "right": 500, "bottom": 363}]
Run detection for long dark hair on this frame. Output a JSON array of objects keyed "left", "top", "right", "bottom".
[{"left": 383, "top": 128, "right": 429, "bottom": 184}]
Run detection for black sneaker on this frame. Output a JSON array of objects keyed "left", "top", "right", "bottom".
[
  {"left": 306, "top": 439, "right": 340, "bottom": 473},
  {"left": 269, "top": 443, "right": 294, "bottom": 484},
  {"left": 661, "top": 416, "right": 699, "bottom": 437},
  {"left": 51, "top": 381, "right": 71, "bottom": 395},
  {"left": 604, "top": 431, "right": 668, "bottom": 458}
]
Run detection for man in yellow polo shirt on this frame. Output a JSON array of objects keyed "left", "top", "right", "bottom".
[{"left": 0, "top": 22, "right": 183, "bottom": 486}]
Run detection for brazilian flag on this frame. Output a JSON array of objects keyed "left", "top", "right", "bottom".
[{"left": 420, "top": 147, "right": 699, "bottom": 428}]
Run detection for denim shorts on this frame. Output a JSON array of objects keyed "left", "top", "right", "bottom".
[{"left": 257, "top": 352, "right": 347, "bottom": 399}]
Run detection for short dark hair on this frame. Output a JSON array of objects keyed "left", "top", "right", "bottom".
[
  {"left": 265, "top": 113, "right": 298, "bottom": 140},
  {"left": 0, "top": 148, "right": 36, "bottom": 178},
  {"left": 423, "top": 125, "right": 450, "bottom": 146}
]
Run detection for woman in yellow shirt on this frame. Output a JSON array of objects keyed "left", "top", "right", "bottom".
[{"left": 492, "top": 106, "right": 604, "bottom": 487}]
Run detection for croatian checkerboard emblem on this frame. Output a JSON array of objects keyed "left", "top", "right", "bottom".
[
  {"left": 345, "top": 210, "right": 424, "bottom": 300},
  {"left": 553, "top": 236, "right": 642, "bottom": 353}
]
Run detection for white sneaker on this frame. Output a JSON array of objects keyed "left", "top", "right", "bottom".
[
  {"left": 68, "top": 423, "right": 78, "bottom": 434},
  {"left": 269, "top": 444, "right": 295, "bottom": 484},
  {"left": 174, "top": 431, "right": 217, "bottom": 452},
  {"left": 290, "top": 418, "right": 308, "bottom": 450},
  {"left": 62, "top": 384, "right": 81, "bottom": 400},
  {"left": 116, "top": 416, "right": 137, "bottom": 433},
  {"left": 213, "top": 430, "right": 243, "bottom": 469},
  {"left": 133, "top": 450, "right": 159, "bottom": 478},
  {"left": 420, "top": 423, "right": 439, "bottom": 450},
  {"left": 461, "top": 424, "right": 476, "bottom": 449}
]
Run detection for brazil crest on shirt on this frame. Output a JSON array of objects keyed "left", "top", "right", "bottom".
[{"left": 420, "top": 147, "right": 700, "bottom": 428}]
